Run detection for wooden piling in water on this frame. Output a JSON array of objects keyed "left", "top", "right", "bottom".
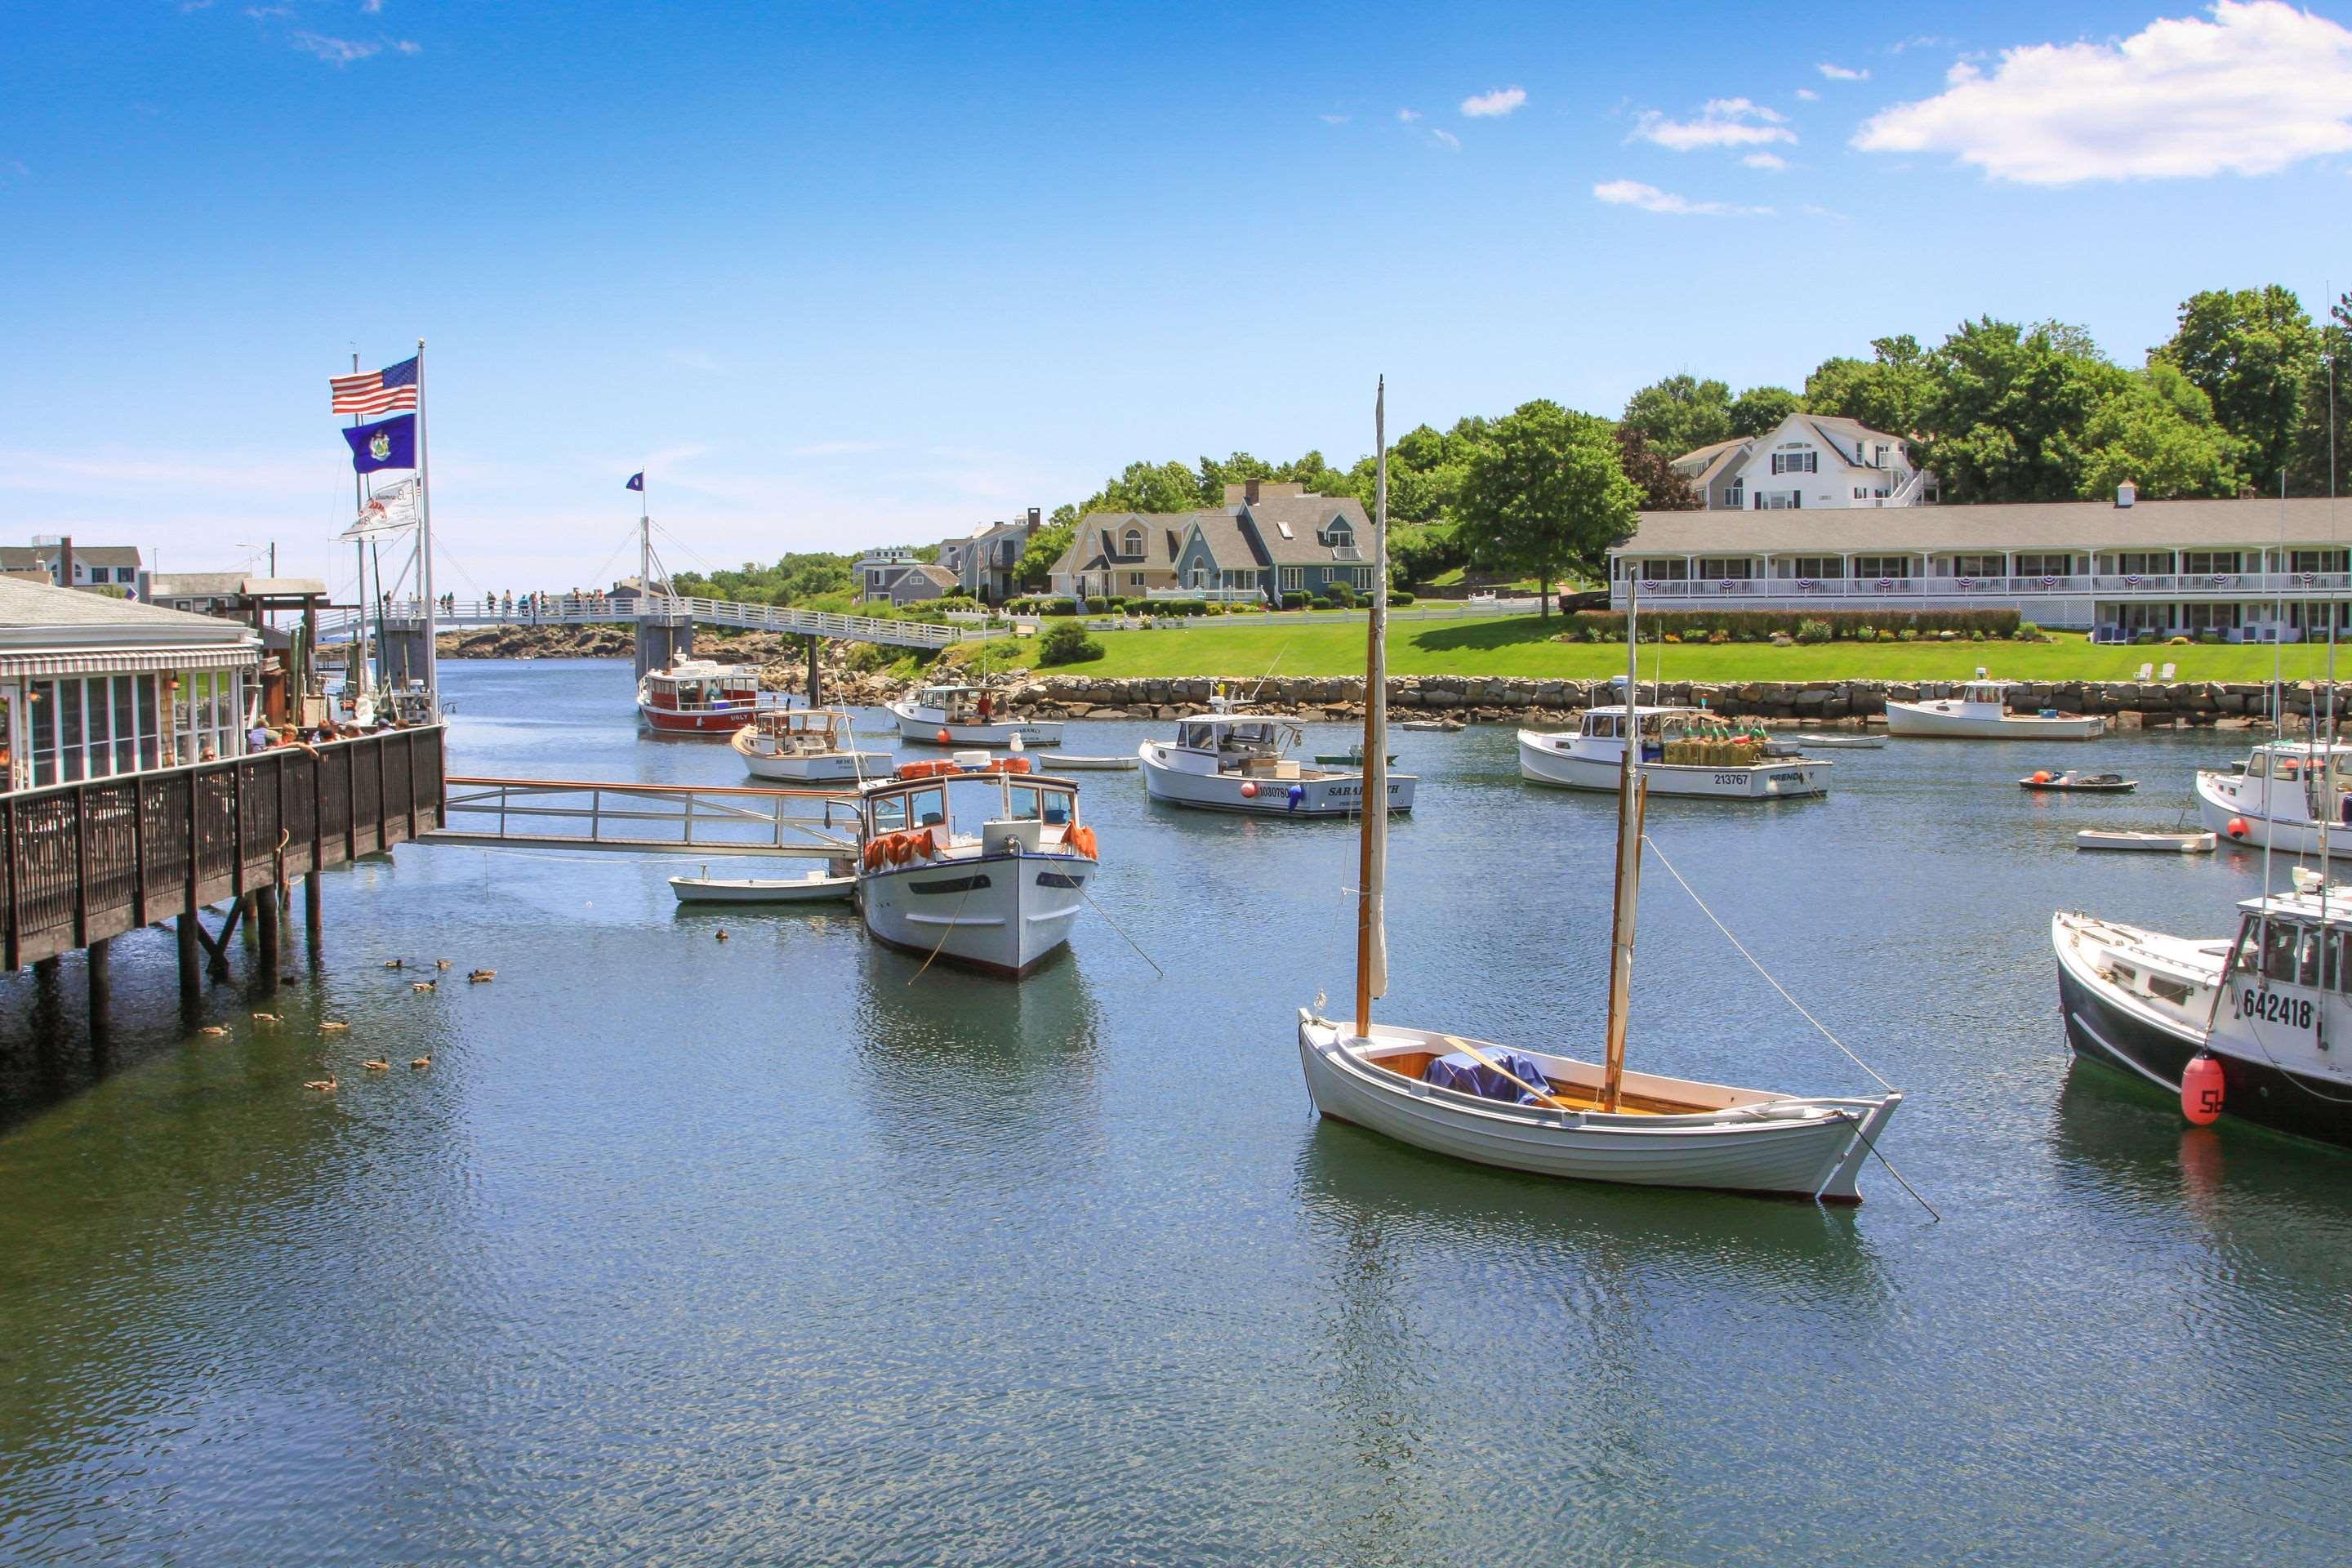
[
  {"left": 304, "top": 869, "right": 323, "bottom": 957},
  {"left": 255, "top": 883, "right": 279, "bottom": 991},
  {"left": 86, "top": 937, "right": 110, "bottom": 1040}
]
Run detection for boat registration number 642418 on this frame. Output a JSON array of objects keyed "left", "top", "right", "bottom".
[{"left": 2238, "top": 989, "right": 2314, "bottom": 1028}]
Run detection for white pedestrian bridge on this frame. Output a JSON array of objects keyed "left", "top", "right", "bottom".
[{"left": 316, "top": 595, "right": 960, "bottom": 651}]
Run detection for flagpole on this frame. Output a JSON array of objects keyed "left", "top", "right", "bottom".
[
  {"left": 414, "top": 337, "right": 439, "bottom": 716},
  {"left": 639, "top": 464, "right": 651, "bottom": 597},
  {"left": 350, "top": 351, "right": 370, "bottom": 702}
]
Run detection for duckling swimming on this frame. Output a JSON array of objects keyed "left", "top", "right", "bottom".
[
  {"left": 363, "top": 1058, "right": 390, "bottom": 1072},
  {"left": 302, "top": 1076, "right": 337, "bottom": 1093},
  {"left": 468, "top": 969, "right": 495, "bottom": 983}
]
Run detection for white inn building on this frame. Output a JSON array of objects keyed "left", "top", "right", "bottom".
[
  {"left": 1610, "top": 488, "right": 2352, "bottom": 640},
  {"left": 1671, "top": 413, "right": 1934, "bottom": 511}
]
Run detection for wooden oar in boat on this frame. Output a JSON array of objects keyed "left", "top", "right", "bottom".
[{"left": 1433, "top": 1033, "right": 1579, "bottom": 1112}]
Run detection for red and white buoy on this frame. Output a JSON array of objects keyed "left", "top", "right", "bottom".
[
  {"left": 2181, "top": 1053, "right": 2225, "bottom": 1125},
  {"left": 1240, "top": 781, "right": 1259, "bottom": 798},
  {"left": 2226, "top": 817, "right": 2251, "bottom": 840},
  {"left": 936, "top": 728, "right": 953, "bottom": 745}
]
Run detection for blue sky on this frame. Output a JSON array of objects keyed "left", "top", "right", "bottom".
[{"left": 3, "top": 1, "right": 2349, "bottom": 594}]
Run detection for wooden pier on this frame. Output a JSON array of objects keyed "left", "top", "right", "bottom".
[{"left": 2, "top": 728, "right": 445, "bottom": 1009}]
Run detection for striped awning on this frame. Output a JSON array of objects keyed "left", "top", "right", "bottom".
[{"left": 0, "top": 645, "right": 260, "bottom": 679}]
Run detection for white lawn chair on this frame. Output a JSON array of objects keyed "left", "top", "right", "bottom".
[
  {"left": 2135, "top": 662, "right": 2154, "bottom": 681},
  {"left": 2158, "top": 662, "right": 2176, "bottom": 682}
]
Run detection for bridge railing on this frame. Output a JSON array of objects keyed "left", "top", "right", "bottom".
[
  {"left": 426, "top": 775, "right": 863, "bottom": 858},
  {"left": 317, "top": 595, "right": 961, "bottom": 650}
]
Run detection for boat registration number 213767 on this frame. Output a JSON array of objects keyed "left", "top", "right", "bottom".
[{"left": 2237, "top": 988, "right": 2314, "bottom": 1029}]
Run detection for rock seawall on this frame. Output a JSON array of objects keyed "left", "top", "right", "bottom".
[{"left": 980, "top": 674, "right": 2338, "bottom": 729}]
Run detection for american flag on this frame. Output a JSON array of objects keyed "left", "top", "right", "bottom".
[{"left": 329, "top": 355, "right": 419, "bottom": 416}]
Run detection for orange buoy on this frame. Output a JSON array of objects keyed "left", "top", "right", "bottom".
[
  {"left": 936, "top": 728, "right": 953, "bottom": 744},
  {"left": 1241, "top": 781, "right": 1258, "bottom": 798},
  {"left": 2226, "top": 817, "right": 2251, "bottom": 840},
  {"left": 2032, "top": 770, "right": 2052, "bottom": 785},
  {"left": 2181, "top": 1053, "right": 2225, "bottom": 1125}
]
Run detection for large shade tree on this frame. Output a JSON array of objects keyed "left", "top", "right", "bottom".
[
  {"left": 1916, "top": 318, "right": 2126, "bottom": 502},
  {"left": 1454, "top": 400, "right": 1640, "bottom": 617},
  {"left": 1619, "top": 374, "right": 1734, "bottom": 461},
  {"left": 2155, "top": 286, "right": 2320, "bottom": 488},
  {"left": 1805, "top": 335, "right": 1934, "bottom": 435}
]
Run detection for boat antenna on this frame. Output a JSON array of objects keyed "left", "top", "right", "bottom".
[
  {"left": 1354, "top": 376, "right": 1390, "bottom": 1038},
  {"left": 2266, "top": 465, "right": 2287, "bottom": 924},
  {"left": 2324, "top": 295, "right": 2340, "bottom": 884},
  {"left": 1600, "top": 575, "right": 1649, "bottom": 1112}
]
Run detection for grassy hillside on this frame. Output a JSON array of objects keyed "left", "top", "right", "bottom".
[{"left": 949, "top": 614, "right": 2352, "bottom": 683}]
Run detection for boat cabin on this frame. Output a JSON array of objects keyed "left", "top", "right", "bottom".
[
  {"left": 644, "top": 659, "right": 759, "bottom": 715},
  {"left": 2226, "top": 742, "right": 2352, "bottom": 822},
  {"left": 1577, "top": 705, "right": 1714, "bottom": 742},
  {"left": 861, "top": 765, "right": 1084, "bottom": 857},
  {"left": 908, "top": 685, "right": 1008, "bottom": 724},
  {"left": 1170, "top": 715, "right": 1300, "bottom": 767},
  {"left": 751, "top": 707, "right": 849, "bottom": 754}
]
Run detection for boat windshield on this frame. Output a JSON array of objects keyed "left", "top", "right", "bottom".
[
  {"left": 1178, "top": 719, "right": 1287, "bottom": 754},
  {"left": 1962, "top": 683, "right": 2006, "bottom": 703},
  {"left": 866, "top": 773, "right": 1078, "bottom": 837}
]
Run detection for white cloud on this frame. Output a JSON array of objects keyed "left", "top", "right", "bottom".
[
  {"left": 362, "top": 0, "right": 383, "bottom": 11},
  {"left": 1396, "top": 108, "right": 1422, "bottom": 122},
  {"left": 290, "top": 31, "right": 380, "bottom": 64},
  {"left": 1632, "top": 97, "right": 1795, "bottom": 151},
  {"left": 1592, "top": 179, "right": 1771, "bottom": 216},
  {"left": 1891, "top": 34, "right": 1957, "bottom": 53},
  {"left": 1818, "top": 62, "right": 1871, "bottom": 80},
  {"left": 1319, "top": 113, "right": 1349, "bottom": 124},
  {"left": 394, "top": 38, "right": 420, "bottom": 54},
  {"left": 1802, "top": 203, "right": 1851, "bottom": 220},
  {"left": 1794, "top": 87, "right": 1820, "bottom": 100},
  {"left": 1430, "top": 127, "right": 1462, "bottom": 151},
  {"left": 1460, "top": 86, "right": 1527, "bottom": 118},
  {"left": 1742, "top": 151, "right": 1788, "bottom": 170},
  {"left": 1854, "top": 1, "right": 2352, "bottom": 183}
]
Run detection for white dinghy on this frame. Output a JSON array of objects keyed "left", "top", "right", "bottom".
[
  {"left": 671, "top": 867, "right": 858, "bottom": 903},
  {"left": 1298, "top": 416, "right": 1904, "bottom": 1203},
  {"left": 2074, "top": 829, "right": 2216, "bottom": 853}
]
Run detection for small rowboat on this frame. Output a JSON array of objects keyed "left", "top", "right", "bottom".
[
  {"left": 1046, "top": 753, "right": 1139, "bottom": 770},
  {"left": 2076, "top": 828, "right": 2217, "bottom": 853},
  {"left": 670, "top": 871, "right": 858, "bottom": 904},
  {"left": 2021, "top": 771, "right": 2137, "bottom": 793},
  {"left": 1399, "top": 719, "right": 1463, "bottom": 733},
  {"left": 1782, "top": 733, "right": 1884, "bottom": 750}
]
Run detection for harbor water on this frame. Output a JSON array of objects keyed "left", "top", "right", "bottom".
[{"left": 2, "top": 658, "right": 2347, "bottom": 1564}]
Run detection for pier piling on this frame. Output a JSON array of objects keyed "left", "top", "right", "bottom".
[
  {"left": 255, "top": 884, "right": 280, "bottom": 992},
  {"left": 304, "top": 871, "right": 323, "bottom": 959},
  {"left": 806, "top": 636, "right": 820, "bottom": 706},
  {"left": 86, "top": 938, "right": 111, "bottom": 1040},
  {"left": 176, "top": 908, "right": 201, "bottom": 1004}
]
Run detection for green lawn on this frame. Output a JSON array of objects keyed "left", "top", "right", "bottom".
[{"left": 954, "top": 613, "right": 2352, "bottom": 682}]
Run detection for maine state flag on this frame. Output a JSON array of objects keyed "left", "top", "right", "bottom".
[
  {"left": 626, "top": 472, "right": 644, "bottom": 492},
  {"left": 343, "top": 413, "right": 416, "bottom": 474}
]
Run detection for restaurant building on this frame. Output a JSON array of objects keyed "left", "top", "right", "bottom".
[{"left": 0, "top": 575, "right": 263, "bottom": 791}]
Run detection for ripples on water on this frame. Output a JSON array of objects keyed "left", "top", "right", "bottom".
[{"left": 0, "top": 660, "right": 2347, "bottom": 1564}]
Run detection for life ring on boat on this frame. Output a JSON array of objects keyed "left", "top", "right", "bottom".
[
  {"left": 909, "top": 828, "right": 937, "bottom": 860},
  {"left": 884, "top": 832, "right": 915, "bottom": 865},
  {"left": 1067, "top": 824, "right": 1098, "bottom": 859},
  {"left": 862, "top": 836, "right": 889, "bottom": 871}
]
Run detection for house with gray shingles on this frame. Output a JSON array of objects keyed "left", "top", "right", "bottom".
[
  {"left": 853, "top": 548, "right": 961, "bottom": 608},
  {"left": 1670, "top": 412, "right": 1932, "bottom": 510},
  {"left": 0, "top": 538, "right": 145, "bottom": 593},
  {"left": 935, "top": 509, "right": 1040, "bottom": 604},
  {"left": 1048, "top": 481, "right": 1382, "bottom": 605}
]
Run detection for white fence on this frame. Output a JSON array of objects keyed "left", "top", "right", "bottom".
[{"left": 317, "top": 595, "right": 960, "bottom": 650}]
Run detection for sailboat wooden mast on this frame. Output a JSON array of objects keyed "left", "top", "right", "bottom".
[
  {"left": 1600, "top": 575, "right": 1648, "bottom": 1111},
  {"left": 1354, "top": 377, "right": 1389, "bottom": 1037}
]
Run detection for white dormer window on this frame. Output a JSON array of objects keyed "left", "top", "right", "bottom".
[
  {"left": 1324, "top": 521, "right": 1352, "bottom": 546},
  {"left": 1122, "top": 528, "right": 1142, "bottom": 557}
]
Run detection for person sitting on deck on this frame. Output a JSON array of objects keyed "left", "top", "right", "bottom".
[{"left": 247, "top": 724, "right": 273, "bottom": 752}]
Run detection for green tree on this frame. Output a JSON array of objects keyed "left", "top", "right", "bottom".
[
  {"left": 1804, "top": 335, "right": 1933, "bottom": 434},
  {"left": 2287, "top": 300, "right": 2351, "bottom": 497},
  {"left": 1916, "top": 318, "right": 2127, "bottom": 502},
  {"left": 1611, "top": 425, "right": 1699, "bottom": 510},
  {"left": 2154, "top": 285, "right": 2320, "bottom": 486},
  {"left": 1619, "top": 374, "right": 1734, "bottom": 460},
  {"left": 1454, "top": 400, "right": 1639, "bottom": 617},
  {"left": 1728, "top": 385, "right": 1804, "bottom": 438},
  {"left": 1196, "top": 451, "right": 1275, "bottom": 504},
  {"left": 2076, "top": 363, "right": 2247, "bottom": 501},
  {"left": 1016, "top": 516, "right": 1076, "bottom": 590}
]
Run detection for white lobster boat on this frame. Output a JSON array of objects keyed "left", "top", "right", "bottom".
[
  {"left": 854, "top": 757, "right": 1095, "bottom": 977},
  {"left": 637, "top": 657, "right": 762, "bottom": 736},
  {"left": 888, "top": 684, "right": 1062, "bottom": 748},
  {"left": 1139, "top": 711, "right": 1415, "bottom": 817},
  {"left": 1518, "top": 708, "right": 1830, "bottom": 800},
  {"left": 2195, "top": 741, "right": 2352, "bottom": 857},
  {"left": 1885, "top": 675, "right": 2104, "bottom": 740},
  {"left": 1297, "top": 387, "right": 1902, "bottom": 1202},
  {"left": 731, "top": 707, "right": 889, "bottom": 783}
]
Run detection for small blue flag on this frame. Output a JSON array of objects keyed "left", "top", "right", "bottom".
[
  {"left": 343, "top": 412, "right": 416, "bottom": 474},
  {"left": 626, "top": 472, "right": 644, "bottom": 492}
]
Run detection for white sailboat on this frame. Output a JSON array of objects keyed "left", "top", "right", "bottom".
[{"left": 1297, "top": 383, "right": 1904, "bottom": 1200}]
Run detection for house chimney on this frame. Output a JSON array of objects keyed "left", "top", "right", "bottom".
[
  {"left": 57, "top": 536, "right": 74, "bottom": 588},
  {"left": 1244, "top": 478, "right": 1261, "bottom": 505},
  {"left": 2115, "top": 480, "right": 2136, "bottom": 508},
  {"left": 1027, "top": 506, "right": 1040, "bottom": 528}
]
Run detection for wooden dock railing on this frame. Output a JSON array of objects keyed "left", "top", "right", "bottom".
[{"left": 2, "top": 727, "right": 446, "bottom": 970}]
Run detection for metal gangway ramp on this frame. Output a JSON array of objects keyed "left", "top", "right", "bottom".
[{"left": 424, "top": 776, "right": 863, "bottom": 858}]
